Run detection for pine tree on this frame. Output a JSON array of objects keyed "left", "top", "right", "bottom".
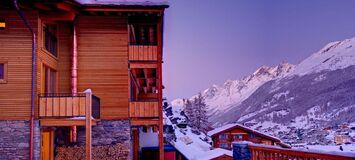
[
  {"left": 184, "top": 99, "right": 195, "bottom": 127},
  {"left": 193, "top": 93, "right": 210, "bottom": 135}
]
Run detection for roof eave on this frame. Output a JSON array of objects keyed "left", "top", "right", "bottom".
[
  {"left": 81, "top": 4, "right": 169, "bottom": 9},
  {"left": 209, "top": 124, "right": 281, "bottom": 142}
]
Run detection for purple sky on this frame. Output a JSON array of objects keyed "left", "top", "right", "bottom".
[{"left": 162, "top": 0, "right": 355, "bottom": 100}]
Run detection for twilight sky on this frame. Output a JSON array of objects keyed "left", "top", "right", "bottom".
[{"left": 162, "top": 0, "right": 355, "bottom": 100}]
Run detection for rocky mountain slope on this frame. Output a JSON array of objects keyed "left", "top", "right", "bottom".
[
  {"left": 175, "top": 36, "right": 355, "bottom": 145},
  {"left": 198, "top": 62, "right": 294, "bottom": 118}
]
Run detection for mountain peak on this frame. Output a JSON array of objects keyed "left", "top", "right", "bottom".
[
  {"left": 250, "top": 62, "right": 294, "bottom": 79},
  {"left": 253, "top": 65, "right": 272, "bottom": 76},
  {"left": 290, "top": 36, "right": 355, "bottom": 76}
]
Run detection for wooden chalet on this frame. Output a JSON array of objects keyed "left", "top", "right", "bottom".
[
  {"left": 207, "top": 123, "right": 289, "bottom": 150},
  {"left": 0, "top": 0, "right": 168, "bottom": 159}
]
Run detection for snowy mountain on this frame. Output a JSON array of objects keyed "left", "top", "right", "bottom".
[
  {"left": 174, "top": 36, "right": 355, "bottom": 145},
  {"left": 199, "top": 62, "right": 294, "bottom": 117}
]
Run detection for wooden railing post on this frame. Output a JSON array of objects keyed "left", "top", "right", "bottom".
[{"left": 85, "top": 92, "right": 92, "bottom": 160}]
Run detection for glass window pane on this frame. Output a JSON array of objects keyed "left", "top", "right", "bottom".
[{"left": 0, "top": 64, "right": 4, "bottom": 79}]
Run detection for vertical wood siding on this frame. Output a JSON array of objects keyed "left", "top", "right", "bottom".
[
  {"left": 128, "top": 45, "right": 158, "bottom": 61},
  {"left": 77, "top": 16, "right": 129, "bottom": 119},
  {"left": 57, "top": 22, "right": 72, "bottom": 93},
  {"left": 0, "top": 10, "right": 38, "bottom": 120}
]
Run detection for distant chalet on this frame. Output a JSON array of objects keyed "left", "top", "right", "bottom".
[{"left": 208, "top": 123, "right": 290, "bottom": 150}]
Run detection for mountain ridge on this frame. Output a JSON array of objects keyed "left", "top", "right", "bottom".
[{"left": 172, "top": 36, "right": 355, "bottom": 145}]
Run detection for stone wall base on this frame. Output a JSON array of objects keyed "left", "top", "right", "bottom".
[{"left": 0, "top": 120, "right": 40, "bottom": 160}]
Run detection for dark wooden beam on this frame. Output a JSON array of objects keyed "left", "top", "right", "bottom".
[
  {"left": 35, "top": 3, "right": 52, "bottom": 11},
  {"left": 40, "top": 119, "right": 97, "bottom": 126},
  {"left": 103, "top": 11, "right": 110, "bottom": 16},
  {"left": 56, "top": 2, "right": 78, "bottom": 12},
  {"left": 85, "top": 8, "right": 164, "bottom": 13},
  {"left": 131, "top": 118, "right": 160, "bottom": 126},
  {"left": 132, "top": 128, "right": 139, "bottom": 160},
  {"left": 89, "top": 11, "right": 97, "bottom": 15},
  {"left": 40, "top": 11, "right": 76, "bottom": 21},
  {"left": 130, "top": 63, "right": 158, "bottom": 69}
]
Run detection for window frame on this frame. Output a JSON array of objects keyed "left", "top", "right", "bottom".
[
  {"left": 0, "top": 61, "right": 8, "bottom": 84},
  {"left": 0, "top": 18, "right": 6, "bottom": 31},
  {"left": 219, "top": 143, "right": 229, "bottom": 149},
  {"left": 249, "top": 133, "right": 255, "bottom": 138},
  {"left": 219, "top": 133, "right": 228, "bottom": 140},
  {"left": 42, "top": 23, "right": 58, "bottom": 58},
  {"left": 41, "top": 64, "right": 57, "bottom": 94},
  {"left": 233, "top": 134, "right": 244, "bottom": 140}
]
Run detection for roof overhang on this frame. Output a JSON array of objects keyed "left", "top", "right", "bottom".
[{"left": 0, "top": 0, "right": 168, "bottom": 14}]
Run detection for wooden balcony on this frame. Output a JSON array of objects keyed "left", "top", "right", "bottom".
[
  {"left": 129, "top": 45, "right": 158, "bottom": 61},
  {"left": 38, "top": 93, "right": 100, "bottom": 119},
  {"left": 129, "top": 101, "right": 159, "bottom": 118}
]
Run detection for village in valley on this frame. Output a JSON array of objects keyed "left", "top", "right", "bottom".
[{"left": 0, "top": 0, "right": 355, "bottom": 160}]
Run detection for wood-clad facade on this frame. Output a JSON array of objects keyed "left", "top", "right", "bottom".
[
  {"left": 0, "top": 10, "right": 38, "bottom": 120},
  {"left": 0, "top": 1, "right": 168, "bottom": 160},
  {"left": 77, "top": 16, "right": 129, "bottom": 119}
]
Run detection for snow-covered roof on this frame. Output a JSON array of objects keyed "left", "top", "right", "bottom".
[
  {"left": 197, "top": 148, "right": 232, "bottom": 160},
  {"left": 171, "top": 128, "right": 212, "bottom": 160},
  {"left": 207, "top": 123, "right": 281, "bottom": 142},
  {"left": 75, "top": 0, "right": 169, "bottom": 7}
]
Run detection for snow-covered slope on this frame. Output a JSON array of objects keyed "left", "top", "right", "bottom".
[
  {"left": 195, "top": 62, "right": 294, "bottom": 117},
  {"left": 291, "top": 37, "right": 355, "bottom": 76},
  {"left": 164, "top": 100, "right": 232, "bottom": 160},
  {"left": 173, "top": 36, "right": 355, "bottom": 145}
]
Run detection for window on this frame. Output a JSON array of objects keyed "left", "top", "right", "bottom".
[
  {"left": 219, "top": 134, "right": 228, "bottom": 139},
  {"left": 0, "top": 18, "right": 5, "bottom": 30},
  {"left": 219, "top": 143, "right": 229, "bottom": 149},
  {"left": 41, "top": 65, "right": 57, "bottom": 94},
  {"left": 0, "top": 62, "right": 7, "bottom": 83},
  {"left": 43, "top": 24, "right": 57, "bottom": 57},
  {"left": 233, "top": 134, "right": 243, "bottom": 140},
  {"left": 249, "top": 133, "right": 255, "bottom": 138}
]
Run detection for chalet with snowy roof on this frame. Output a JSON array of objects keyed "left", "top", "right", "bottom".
[
  {"left": 0, "top": 0, "right": 168, "bottom": 159},
  {"left": 208, "top": 123, "right": 289, "bottom": 150}
]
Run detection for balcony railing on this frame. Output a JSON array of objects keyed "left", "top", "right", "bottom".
[
  {"left": 38, "top": 93, "right": 100, "bottom": 119},
  {"left": 129, "top": 100, "right": 159, "bottom": 118},
  {"left": 128, "top": 45, "right": 158, "bottom": 61},
  {"left": 233, "top": 142, "right": 355, "bottom": 160}
]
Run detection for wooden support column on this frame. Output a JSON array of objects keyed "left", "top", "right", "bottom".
[
  {"left": 85, "top": 92, "right": 92, "bottom": 160},
  {"left": 157, "top": 13, "right": 164, "bottom": 160},
  {"left": 132, "top": 128, "right": 139, "bottom": 160}
]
